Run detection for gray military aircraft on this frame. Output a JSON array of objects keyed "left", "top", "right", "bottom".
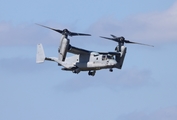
[{"left": 36, "top": 24, "right": 153, "bottom": 76}]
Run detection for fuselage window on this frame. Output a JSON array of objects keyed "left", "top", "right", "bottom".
[
  {"left": 102, "top": 55, "right": 107, "bottom": 60},
  {"left": 107, "top": 55, "right": 113, "bottom": 59}
]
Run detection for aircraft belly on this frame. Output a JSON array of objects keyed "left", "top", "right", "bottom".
[{"left": 76, "top": 62, "right": 107, "bottom": 71}]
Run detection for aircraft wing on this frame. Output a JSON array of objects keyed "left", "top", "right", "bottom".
[
  {"left": 68, "top": 45, "right": 91, "bottom": 54},
  {"left": 98, "top": 52, "right": 120, "bottom": 56},
  {"left": 68, "top": 45, "right": 121, "bottom": 56}
]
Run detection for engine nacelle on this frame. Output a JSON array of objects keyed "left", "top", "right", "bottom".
[
  {"left": 116, "top": 46, "right": 127, "bottom": 69},
  {"left": 58, "top": 37, "right": 70, "bottom": 61}
]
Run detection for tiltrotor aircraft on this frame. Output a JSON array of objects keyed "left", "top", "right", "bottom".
[{"left": 36, "top": 24, "right": 153, "bottom": 76}]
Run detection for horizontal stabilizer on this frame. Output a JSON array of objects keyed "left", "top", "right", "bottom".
[{"left": 36, "top": 44, "right": 45, "bottom": 63}]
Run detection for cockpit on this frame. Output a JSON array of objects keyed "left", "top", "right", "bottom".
[{"left": 102, "top": 55, "right": 114, "bottom": 60}]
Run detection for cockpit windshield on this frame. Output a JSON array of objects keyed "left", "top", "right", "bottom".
[
  {"left": 107, "top": 55, "right": 113, "bottom": 59},
  {"left": 102, "top": 55, "right": 114, "bottom": 60}
]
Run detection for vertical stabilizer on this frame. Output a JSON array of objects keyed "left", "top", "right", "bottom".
[{"left": 36, "top": 44, "right": 45, "bottom": 63}]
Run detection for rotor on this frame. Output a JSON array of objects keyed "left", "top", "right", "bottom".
[
  {"left": 36, "top": 23, "right": 91, "bottom": 38},
  {"left": 100, "top": 35, "right": 154, "bottom": 47}
]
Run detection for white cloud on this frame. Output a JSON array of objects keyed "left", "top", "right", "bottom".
[
  {"left": 1, "top": 57, "right": 36, "bottom": 73},
  {"left": 0, "top": 22, "right": 67, "bottom": 46},
  {"left": 117, "top": 106, "right": 177, "bottom": 120},
  {"left": 1, "top": 2, "right": 177, "bottom": 47},
  {"left": 89, "top": 1, "right": 177, "bottom": 43},
  {"left": 56, "top": 67, "right": 153, "bottom": 92}
]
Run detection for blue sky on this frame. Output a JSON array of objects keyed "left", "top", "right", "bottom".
[{"left": 1, "top": 0, "right": 177, "bottom": 120}]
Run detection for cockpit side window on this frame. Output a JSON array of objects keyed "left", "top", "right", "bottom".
[
  {"left": 107, "top": 55, "right": 113, "bottom": 59},
  {"left": 102, "top": 55, "right": 107, "bottom": 60}
]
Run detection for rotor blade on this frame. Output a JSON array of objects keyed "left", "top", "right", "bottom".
[
  {"left": 70, "top": 32, "right": 91, "bottom": 36},
  {"left": 110, "top": 34, "right": 118, "bottom": 38},
  {"left": 36, "top": 23, "right": 91, "bottom": 37},
  {"left": 100, "top": 36, "right": 118, "bottom": 42},
  {"left": 36, "top": 23, "right": 63, "bottom": 34},
  {"left": 124, "top": 40, "right": 154, "bottom": 47},
  {"left": 110, "top": 35, "right": 125, "bottom": 40}
]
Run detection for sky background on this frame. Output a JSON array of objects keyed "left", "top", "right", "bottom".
[{"left": 0, "top": 0, "right": 177, "bottom": 120}]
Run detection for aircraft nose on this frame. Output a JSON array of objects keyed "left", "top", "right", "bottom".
[{"left": 108, "top": 60, "right": 117, "bottom": 66}]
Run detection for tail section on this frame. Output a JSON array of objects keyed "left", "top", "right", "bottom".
[
  {"left": 36, "top": 44, "right": 45, "bottom": 63},
  {"left": 36, "top": 43, "right": 73, "bottom": 70}
]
